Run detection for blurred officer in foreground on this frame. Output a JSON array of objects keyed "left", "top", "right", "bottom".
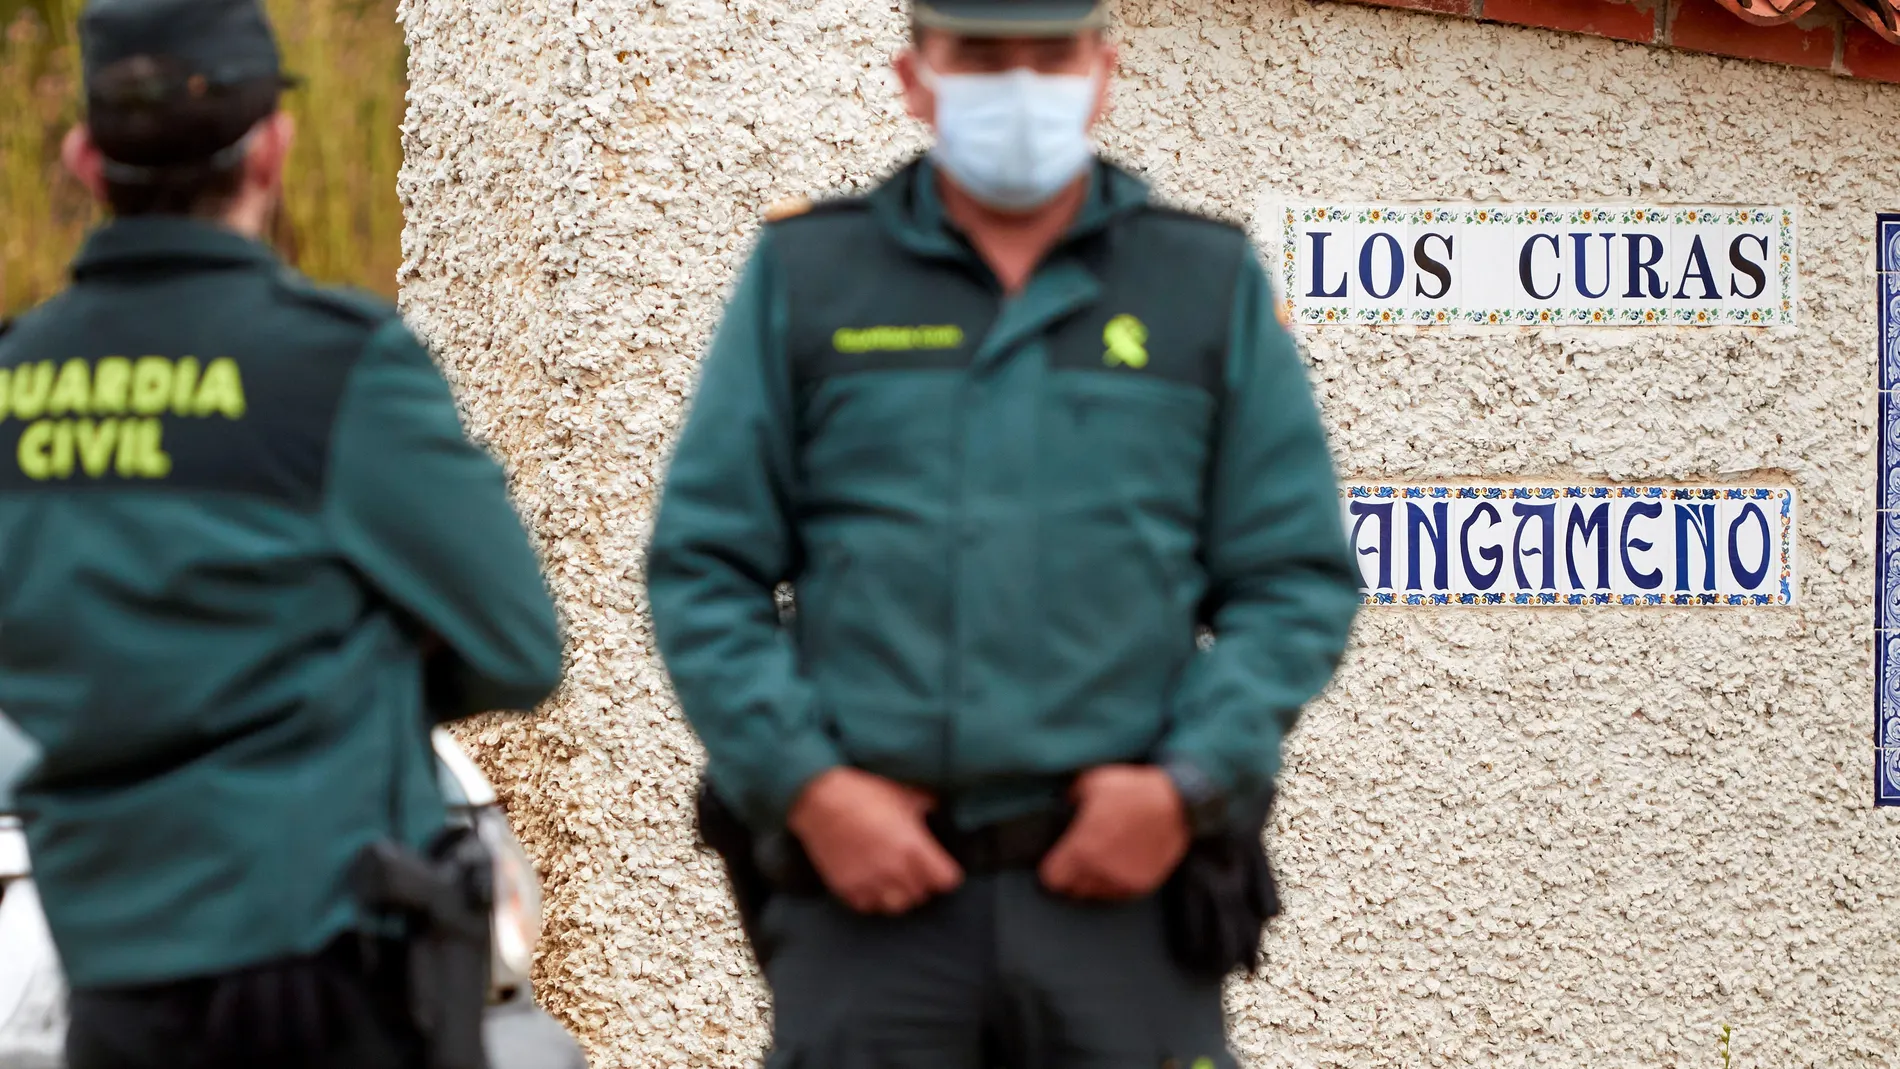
[
  {"left": 647, "top": 0, "right": 1361, "bottom": 1064},
  {"left": 0, "top": 1, "right": 563, "bottom": 1066}
]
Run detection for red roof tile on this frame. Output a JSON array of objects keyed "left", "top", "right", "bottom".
[
  {"left": 1709, "top": 0, "right": 1819, "bottom": 26},
  {"left": 1319, "top": 0, "right": 1900, "bottom": 77},
  {"left": 1839, "top": 0, "right": 1900, "bottom": 43}
]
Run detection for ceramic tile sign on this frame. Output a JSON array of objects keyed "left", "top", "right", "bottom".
[
  {"left": 1874, "top": 213, "right": 1900, "bottom": 806},
  {"left": 1341, "top": 486, "right": 1796, "bottom": 607},
  {"left": 1280, "top": 205, "right": 1796, "bottom": 326}
]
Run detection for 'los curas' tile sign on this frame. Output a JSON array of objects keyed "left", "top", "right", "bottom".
[
  {"left": 1281, "top": 205, "right": 1796, "bottom": 326},
  {"left": 1341, "top": 486, "right": 1796, "bottom": 606}
]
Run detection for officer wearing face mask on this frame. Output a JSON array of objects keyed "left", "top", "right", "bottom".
[{"left": 648, "top": 0, "right": 1361, "bottom": 1065}]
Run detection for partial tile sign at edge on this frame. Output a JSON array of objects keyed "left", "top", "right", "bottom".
[{"left": 1876, "top": 213, "right": 1900, "bottom": 806}]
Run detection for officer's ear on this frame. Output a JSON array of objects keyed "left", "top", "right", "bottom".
[
  {"left": 241, "top": 110, "right": 296, "bottom": 198},
  {"left": 1088, "top": 40, "right": 1118, "bottom": 128},
  {"left": 60, "top": 126, "right": 110, "bottom": 204},
  {"left": 893, "top": 47, "right": 935, "bottom": 127}
]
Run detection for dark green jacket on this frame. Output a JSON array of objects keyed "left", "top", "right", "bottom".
[
  {"left": 0, "top": 219, "right": 562, "bottom": 989},
  {"left": 647, "top": 159, "right": 1359, "bottom": 832}
]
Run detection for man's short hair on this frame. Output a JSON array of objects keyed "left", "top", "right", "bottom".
[{"left": 85, "top": 55, "right": 281, "bottom": 218}]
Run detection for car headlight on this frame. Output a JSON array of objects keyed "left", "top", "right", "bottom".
[{"left": 474, "top": 808, "right": 542, "bottom": 1000}]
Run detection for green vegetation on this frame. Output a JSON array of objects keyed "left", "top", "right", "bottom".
[{"left": 0, "top": 0, "right": 407, "bottom": 315}]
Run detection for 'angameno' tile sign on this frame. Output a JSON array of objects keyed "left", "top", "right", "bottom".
[
  {"left": 1281, "top": 205, "right": 1796, "bottom": 326},
  {"left": 1341, "top": 486, "right": 1795, "bottom": 606}
]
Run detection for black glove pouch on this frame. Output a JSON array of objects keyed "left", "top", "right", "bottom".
[{"left": 1159, "top": 791, "right": 1283, "bottom": 981}]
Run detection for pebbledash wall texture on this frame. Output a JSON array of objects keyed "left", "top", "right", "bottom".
[{"left": 390, "top": 0, "right": 1899, "bottom": 1065}]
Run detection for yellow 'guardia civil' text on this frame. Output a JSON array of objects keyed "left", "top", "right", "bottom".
[{"left": 2, "top": 356, "right": 246, "bottom": 481}]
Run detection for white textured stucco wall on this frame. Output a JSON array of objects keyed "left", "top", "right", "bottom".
[{"left": 390, "top": 0, "right": 1900, "bottom": 1065}]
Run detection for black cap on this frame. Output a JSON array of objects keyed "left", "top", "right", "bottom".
[
  {"left": 80, "top": 0, "right": 289, "bottom": 105},
  {"left": 912, "top": 0, "right": 1108, "bottom": 36}
]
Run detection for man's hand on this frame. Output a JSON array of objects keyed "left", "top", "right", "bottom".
[
  {"left": 1039, "top": 765, "right": 1190, "bottom": 901},
  {"left": 786, "top": 767, "right": 964, "bottom": 915}
]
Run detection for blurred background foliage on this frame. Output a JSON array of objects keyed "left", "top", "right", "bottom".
[{"left": 0, "top": 0, "right": 407, "bottom": 315}]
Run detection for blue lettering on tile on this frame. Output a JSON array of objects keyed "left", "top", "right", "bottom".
[{"left": 1342, "top": 485, "right": 1794, "bottom": 608}]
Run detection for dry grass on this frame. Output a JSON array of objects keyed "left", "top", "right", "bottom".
[
  {"left": 0, "top": 0, "right": 84, "bottom": 315},
  {"left": 0, "top": 0, "right": 406, "bottom": 316}
]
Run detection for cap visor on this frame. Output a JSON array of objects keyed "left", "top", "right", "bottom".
[{"left": 912, "top": 2, "right": 1108, "bottom": 36}]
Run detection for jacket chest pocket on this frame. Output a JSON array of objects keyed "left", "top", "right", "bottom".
[
  {"left": 1034, "top": 372, "right": 1214, "bottom": 682},
  {"left": 1045, "top": 372, "right": 1214, "bottom": 523}
]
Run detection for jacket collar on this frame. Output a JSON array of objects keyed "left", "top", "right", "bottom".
[
  {"left": 71, "top": 217, "right": 280, "bottom": 280},
  {"left": 868, "top": 154, "right": 1153, "bottom": 263},
  {"left": 868, "top": 157, "right": 1149, "bottom": 373}
]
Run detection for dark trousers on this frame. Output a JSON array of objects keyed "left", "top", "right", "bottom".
[
  {"left": 65, "top": 937, "right": 423, "bottom": 1069},
  {"left": 760, "top": 870, "right": 1237, "bottom": 1069}
]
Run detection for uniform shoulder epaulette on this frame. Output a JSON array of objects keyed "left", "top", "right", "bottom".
[
  {"left": 270, "top": 267, "right": 399, "bottom": 327},
  {"left": 764, "top": 196, "right": 813, "bottom": 222},
  {"left": 763, "top": 193, "right": 871, "bottom": 224}
]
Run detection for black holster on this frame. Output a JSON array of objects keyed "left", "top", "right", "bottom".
[
  {"left": 352, "top": 826, "right": 494, "bottom": 1069},
  {"left": 1159, "top": 789, "right": 1283, "bottom": 980}
]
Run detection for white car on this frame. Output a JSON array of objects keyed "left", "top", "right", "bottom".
[{"left": 0, "top": 723, "right": 586, "bottom": 1069}]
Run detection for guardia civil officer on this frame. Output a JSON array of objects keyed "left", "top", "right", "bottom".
[
  {"left": 647, "top": 0, "right": 1362, "bottom": 1064},
  {"left": 0, "top": 1, "right": 563, "bottom": 1067}
]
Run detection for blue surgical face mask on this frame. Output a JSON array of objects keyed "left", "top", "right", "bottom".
[{"left": 920, "top": 62, "right": 1100, "bottom": 212}]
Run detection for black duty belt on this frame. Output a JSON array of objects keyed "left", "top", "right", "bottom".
[
  {"left": 929, "top": 808, "right": 1072, "bottom": 875},
  {"left": 759, "top": 807, "right": 1074, "bottom": 896}
]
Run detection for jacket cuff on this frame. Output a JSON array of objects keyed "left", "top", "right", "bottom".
[
  {"left": 753, "top": 733, "right": 844, "bottom": 829},
  {"left": 1159, "top": 754, "right": 1232, "bottom": 838}
]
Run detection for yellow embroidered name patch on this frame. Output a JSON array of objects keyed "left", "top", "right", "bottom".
[{"left": 832, "top": 325, "right": 965, "bottom": 354}]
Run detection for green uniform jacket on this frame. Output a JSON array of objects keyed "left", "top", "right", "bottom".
[
  {"left": 647, "top": 159, "right": 1360, "bottom": 832},
  {"left": 0, "top": 219, "right": 563, "bottom": 989}
]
